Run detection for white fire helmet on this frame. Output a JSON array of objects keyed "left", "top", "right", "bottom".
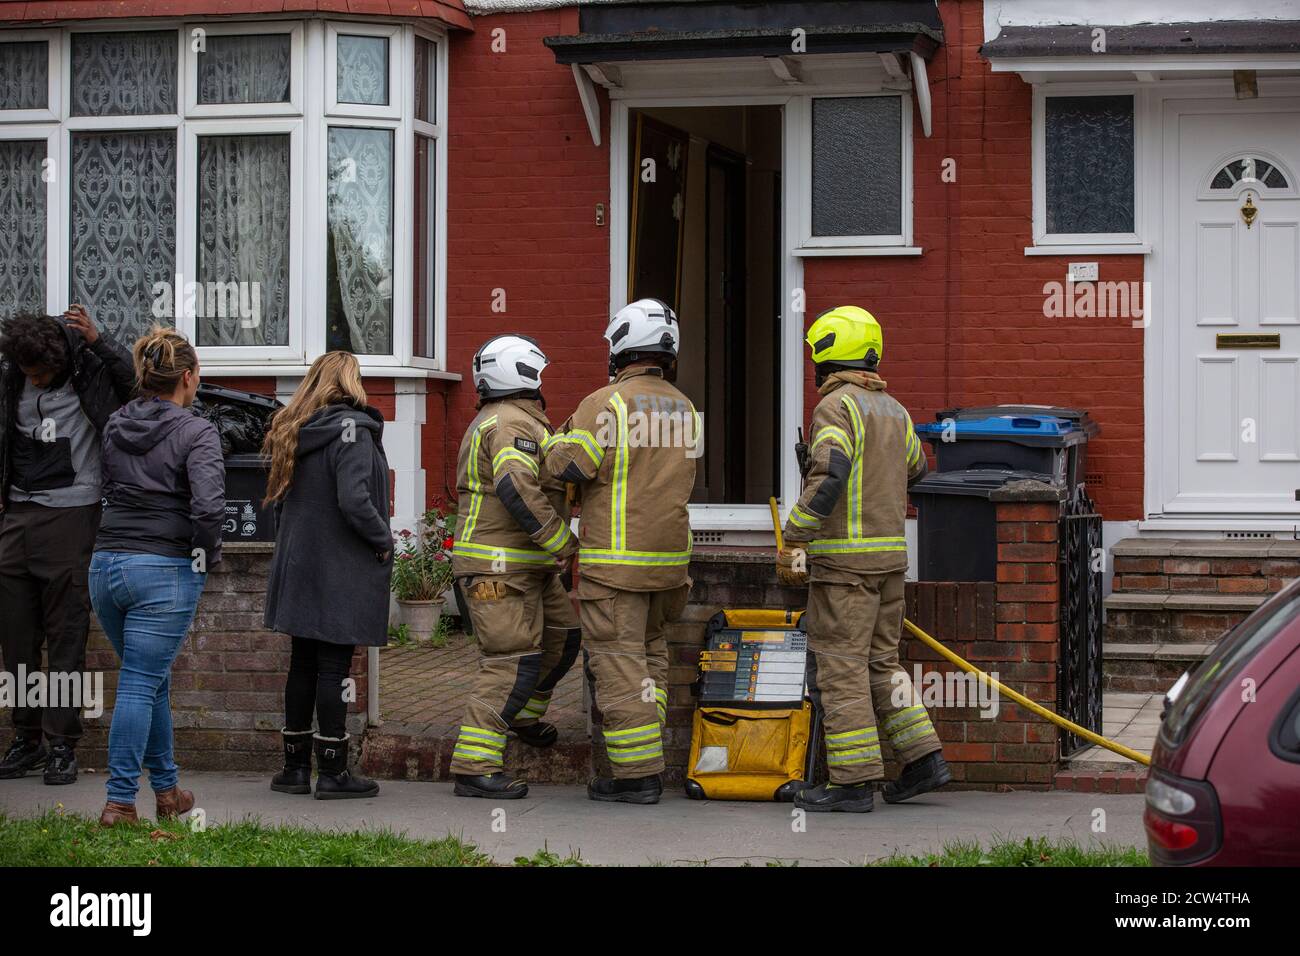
[
  {"left": 604, "top": 298, "right": 680, "bottom": 372},
  {"left": 472, "top": 334, "right": 549, "bottom": 400}
]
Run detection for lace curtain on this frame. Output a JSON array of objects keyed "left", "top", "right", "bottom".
[
  {"left": 198, "top": 34, "right": 291, "bottom": 105},
  {"left": 337, "top": 35, "right": 389, "bottom": 106},
  {"left": 0, "top": 41, "right": 48, "bottom": 110},
  {"left": 71, "top": 31, "right": 177, "bottom": 117},
  {"left": 326, "top": 128, "right": 393, "bottom": 355},
  {"left": 70, "top": 131, "right": 177, "bottom": 345},
  {"left": 0, "top": 140, "right": 46, "bottom": 318},
  {"left": 197, "top": 134, "right": 291, "bottom": 347}
]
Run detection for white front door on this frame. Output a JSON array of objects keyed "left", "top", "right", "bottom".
[{"left": 1164, "top": 101, "right": 1300, "bottom": 515}]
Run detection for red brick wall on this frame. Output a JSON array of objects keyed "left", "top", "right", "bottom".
[
  {"left": 429, "top": 1, "right": 1146, "bottom": 520},
  {"left": 434, "top": 7, "right": 612, "bottom": 501}
]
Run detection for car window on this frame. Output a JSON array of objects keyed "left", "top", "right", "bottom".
[{"left": 1163, "top": 583, "right": 1300, "bottom": 746}]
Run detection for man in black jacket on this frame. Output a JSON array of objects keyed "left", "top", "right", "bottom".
[{"left": 0, "top": 306, "right": 134, "bottom": 785}]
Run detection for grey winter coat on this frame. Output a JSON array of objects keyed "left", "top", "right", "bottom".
[
  {"left": 264, "top": 402, "right": 394, "bottom": 646},
  {"left": 96, "top": 397, "right": 226, "bottom": 566}
]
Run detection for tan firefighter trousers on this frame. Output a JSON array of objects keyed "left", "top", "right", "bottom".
[
  {"left": 577, "top": 579, "right": 690, "bottom": 778},
  {"left": 450, "top": 571, "right": 582, "bottom": 775},
  {"left": 805, "top": 569, "right": 943, "bottom": 784}
]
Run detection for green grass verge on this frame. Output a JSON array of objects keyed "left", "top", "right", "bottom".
[
  {"left": 0, "top": 811, "right": 1139, "bottom": 867},
  {"left": 0, "top": 810, "right": 495, "bottom": 867},
  {"left": 871, "top": 836, "right": 1149, "bottom": 867}
]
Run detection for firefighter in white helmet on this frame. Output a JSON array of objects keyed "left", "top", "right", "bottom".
[
  {"left": 545, "top": 299, "right": 700, "bottom": 804},
  {"left": 448, "top": 334, "right": 582, "bottom": 799}
]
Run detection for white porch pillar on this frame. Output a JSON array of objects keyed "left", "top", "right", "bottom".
[{"left": 386, "top": 378, "right": 428, "bottom": 534}]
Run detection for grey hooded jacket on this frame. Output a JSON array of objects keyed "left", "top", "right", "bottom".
[{"left": 95, "top": 397, "right": 226, "bottom": 566}]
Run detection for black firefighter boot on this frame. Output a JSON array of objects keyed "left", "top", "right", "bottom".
[
  {"left": 313, "top": 734, "right": 379, "bottom": 800},
  {"left": 454, "top": 772, "right": 529, "bottom": 799},
  {"left": 0, "top": 736, "right": 48, "bottom": 779},
  {"left": 883, "top": 751, "right": 953, "bottom": 804},
  {"left": 587, "top": 774, "right": 662, "bottom": 805},
  {"left": 509, "top": 722, "right": 558, "bottom": 748},
  {"left": 794, "top": 781, "right": 875, "bottom": 813},
  {"left": 270, "top": 729, "right": 314, "bottom": 794}
]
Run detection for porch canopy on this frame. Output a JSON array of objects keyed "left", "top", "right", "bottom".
[
  {"left": 541, "top": 0, "right": 945, "bottom": 142},
  {"left": 981, "top": 20, "right": 1300, "bottom": 83}
]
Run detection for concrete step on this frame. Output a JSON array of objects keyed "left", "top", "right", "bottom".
[
  {"left": 1110, "top": 537, "right": 1300, "bottom": 597},
  {"left": 1103, "top": 640, "right": 1209, "bottom": 694},
  {"left": 1104, "top": 591, "right": 1265, "bottom": 650}
]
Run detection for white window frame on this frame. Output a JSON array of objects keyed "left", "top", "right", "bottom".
[
  {"left": 1032, "top": 84, "right": 1145, "bottom": 249},
  {"left": 409, "top": 26, "right": 447, "bottom": 368},
  {"left": 183, "top": 20, "right": 304, "bottom": 119},
  {"left": 798, "top": 91, "right": 913, "bottom": 251},
  {"left": 0, "top": 125, "right": 61, "bottom": 314},
  {"left": 181, "top": 118, "right": 305, "bottom": 362},
  {"left": 0, "top": 30, "right": 61, "bottom": 123},
  {"left": 326, "top": 20, "right": 402, "bottom": 121}
]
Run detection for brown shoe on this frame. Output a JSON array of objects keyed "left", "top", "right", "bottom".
[
  {"left": 154, "top": 785, "right": 195, "bottom": 820},
  {"left": 99, "top": 801, "right": 138, "bottom": 827}
]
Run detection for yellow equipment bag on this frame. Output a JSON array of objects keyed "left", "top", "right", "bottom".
[{"left": 685, "top": 609, "right": 819, "bottom": 802}]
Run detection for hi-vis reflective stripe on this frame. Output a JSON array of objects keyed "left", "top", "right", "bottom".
[
  {"left": 605, "top": 722, "right": 663, "bottom": 763},
  {"left": 904, "top": 417, "right": 922, "bottom": 468},
  {"left": 579, "top": 547, "right": 692, "bottom": 567},
  {"left": 453, "top": 541, "right": 554, "bottom": 565},
  {"left": 882, "top": 705, "right": 937, "bottom": 747},
  {"left": 610, "top": 393, "right": 629, "bottom": 552},
  {"left": 789, "top": 504, "right": 820, "bottom": 529},
  {"left": 540, "top": 522, "right": 572, "bottom": 555},
  {"left": 460, "top": 415, "right": 498, "bottom": 543},
  {"left": 519, "top": 693, "right": 551, "bottom": 719},
  {"left": 811, "top": 424, "right": 852, "bottom": 456},
  {"left": 453, "top": 725, "right": 506, "bottom": 765},
  {"left": 552, "top": 429, "right": 604, "bottom": 468},
  {"left": 654, "top": 686, "right": 668, "bottom": 722},
  {"left": 826, "top": 726, "right": 879, "bottom": 748},
  {"left": 806, "top": 536, "right": 906, "bottom": 555},
  {"left": 493, "top": 446, "right": 538, "bottom": 476},
  {"left": 827, "top": 745, "right": 882, "bottom": 765},
  {"left": 841, "top": 396, "right": 865, "bottom": 537}
]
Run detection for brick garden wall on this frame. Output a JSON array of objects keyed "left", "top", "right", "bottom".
[{"left": 71, "top": 544, "right": 368, "bottom": 774}]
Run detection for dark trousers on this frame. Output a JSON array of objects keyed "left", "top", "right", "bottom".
[
  {"left": 0, "top": 501, "right": 101, "bottom": 745},
  {"left": 284, "top": 637, "right": 356, "bottom": 739}
]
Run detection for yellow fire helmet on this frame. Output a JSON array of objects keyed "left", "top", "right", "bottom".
[{"left": 805, "top": 305, "right": 884, "bottom": 371}]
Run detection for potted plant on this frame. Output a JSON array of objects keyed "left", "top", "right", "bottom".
[{"left": 391, "top": 496, "right": 456, "bottom": 642}]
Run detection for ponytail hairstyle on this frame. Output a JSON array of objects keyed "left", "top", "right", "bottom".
[
  {"left": 262, "top": 351, "right": 367, "bottom": 504},
  {"left": 133, "top": 327, "right": 198, "bottom": 398}
]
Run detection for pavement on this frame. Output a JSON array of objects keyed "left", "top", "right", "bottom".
[
  {"left": 1067, "top": 692, "right": 1161, "bottom": 770},
  {"left": 0, "top": 771, "right": 1148, "bottom": 866}
]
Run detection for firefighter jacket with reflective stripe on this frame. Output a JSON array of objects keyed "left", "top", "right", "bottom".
[
  {"left": 782, "top": 371, "right": 926, "bottom": 576},
  {"left": 452, "top": 398, "right": 576, "bottom": 576},
  {"left": 544, "top": 366, "right": 699, "bottom": 591}
]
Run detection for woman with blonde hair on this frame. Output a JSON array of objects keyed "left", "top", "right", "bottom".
[
  {"left": 92, "top": 327, "right": 224, "bottom": 826},
  {"left": 263, "top": 351, "right": 389, "bottom": 799}
]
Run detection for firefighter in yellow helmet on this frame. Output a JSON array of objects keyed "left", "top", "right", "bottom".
[
  {"left": 544, "top": 299, "right": 699, "bottom": 805},
  {"left": 777, "top": 306, "right": 950, "bottom": 812}
]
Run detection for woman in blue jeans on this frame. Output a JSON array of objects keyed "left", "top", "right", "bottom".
[{"left": 90, "top": 328, "right": 225, "bottom": 826}]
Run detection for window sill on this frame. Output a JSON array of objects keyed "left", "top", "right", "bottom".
[
  {"left": 202, "top": 364, "right": 462, "bottom": 381},
  {"left": 1024, "top": 244, "right": 1151, "bottom": 256},
  {"left": 793, "top": 246, "right": 923, "bottom": 258}
]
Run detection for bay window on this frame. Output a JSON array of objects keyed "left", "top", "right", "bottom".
[{"left": 0, "top": 19, "right": 447, "bottom": 370}]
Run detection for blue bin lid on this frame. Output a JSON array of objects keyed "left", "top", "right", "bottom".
[{"left": 915, "top": 410, "right": 1091, "bottom": 447}]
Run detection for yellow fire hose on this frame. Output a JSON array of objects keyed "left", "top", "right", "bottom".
[{"left": 769, "top": 498, "right": 1150, "bottom": 767}]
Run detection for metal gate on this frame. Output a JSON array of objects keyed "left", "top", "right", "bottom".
[{"left": 1058, "top": 494, "right": 1103, "bottom": 756}]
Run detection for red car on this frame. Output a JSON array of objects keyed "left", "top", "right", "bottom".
[{"left": 1146, "top": 578, "right": 1300, "bottom": 866}]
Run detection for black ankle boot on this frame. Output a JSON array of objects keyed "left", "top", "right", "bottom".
[
  {"left": 587, "top": 774, "right": 662, "bottom": 805},
  {"left": 883, "top": 751, "right": 952, "bottom": 804},
  {"left": 271, "top": 729, "right": 314, "bottom": 794},
  {"left": 453, "top": 772, "right": 529, "bottom": 799},
  {"left": 509, "top": 722, "right": 558, "bottom": 748},
  {"left": 794, "top": 781, "right": 875, "bottom": 813},
  {"left": 43, "top": 744, "right": 78, "bottom": 786},
  {"left": 313, "top": 734, "right": 379, "bottom": 800},
  {"left": 0, "top": 737, "right": 47, "bottom": 779}
]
